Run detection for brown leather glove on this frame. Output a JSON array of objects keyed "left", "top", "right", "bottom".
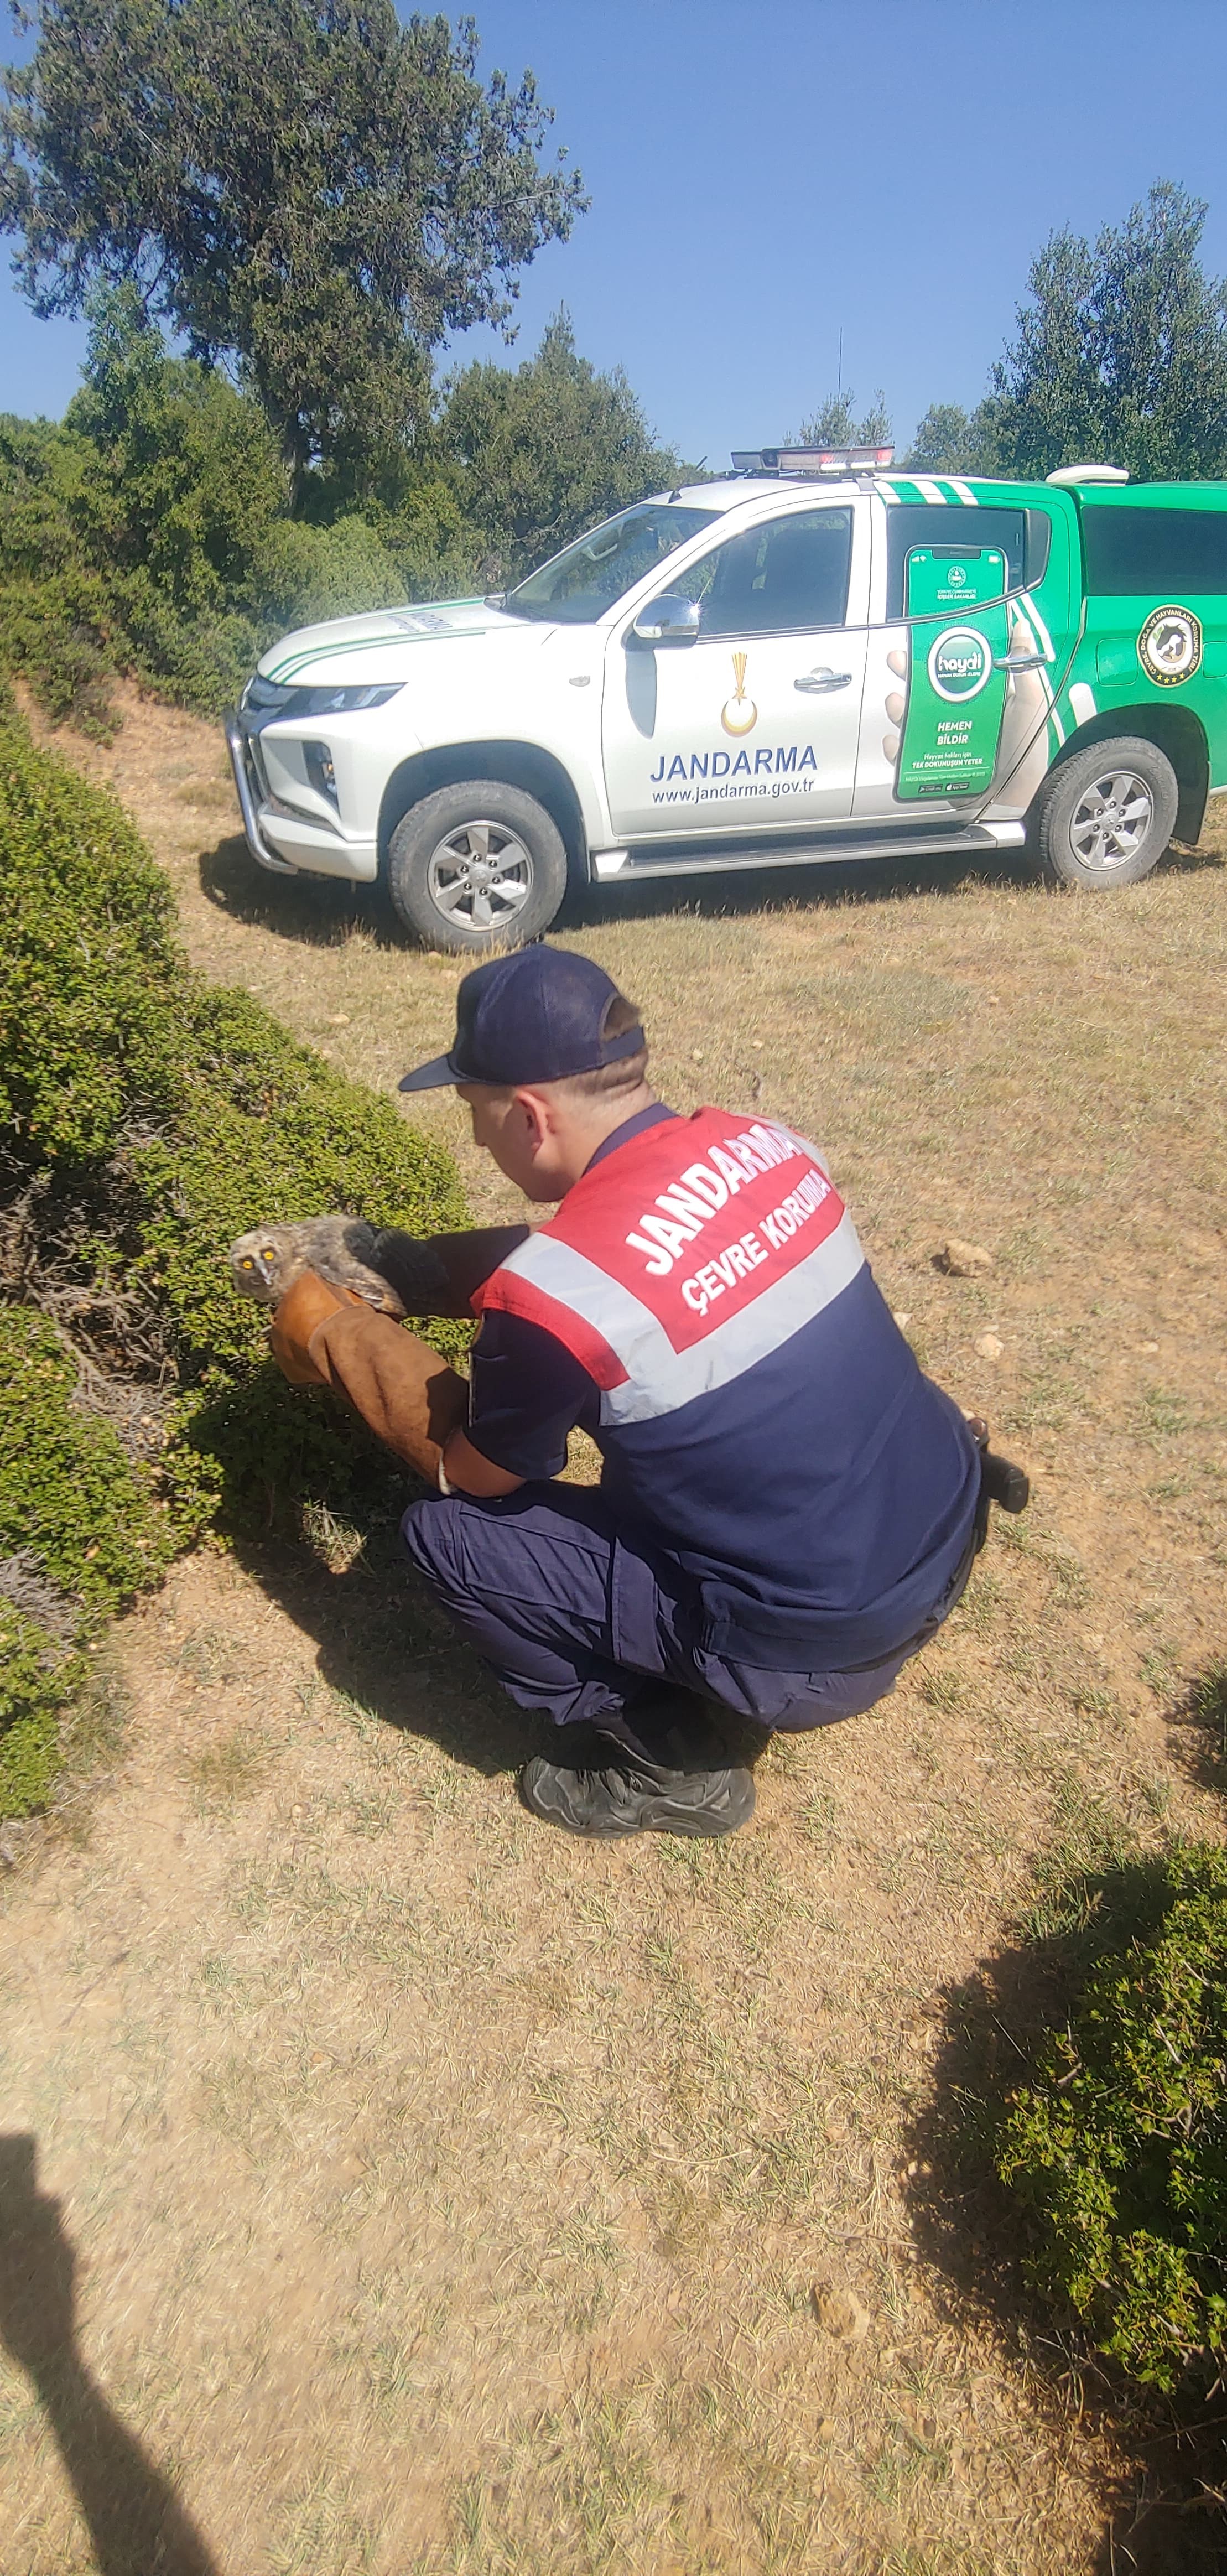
[
  {"left": 268, "top": 1269, "right": 363, "bottom": 1386},
  {"left": 270, "top": 1269, "right": 468, "bottom": 1479}
]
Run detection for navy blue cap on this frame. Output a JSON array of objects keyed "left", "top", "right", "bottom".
[{"left": 398, "top": 946, "right": 644, "bottom": 1092}]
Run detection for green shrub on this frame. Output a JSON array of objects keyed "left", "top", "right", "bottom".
[
  {"left": 1, "top": 294, "right": 685, "bottom": 733},
  {"left": 0, "top": 1307, "right": 173, "bottom": 1608},
  {"left": 0, "top": 1303, "right": 167, "bottom": 1815},
  {"left": 0, "top": 1600, "right": 83, "bottom": 1814},
  {"left": 995, "top": 1841, "right": 1227, "bottom": 2392},
  {"left": 0, "top": 718, "right": 184, "bottom": 1165},
  {"left": 0, "top": 721, "right": 467, "bottom": 1808},
  {"left": 0, "top": 412, "right": 124, "bottom": 738},
  {"left": 130, "top": 984, "right": 466, "bottom": 1372}
]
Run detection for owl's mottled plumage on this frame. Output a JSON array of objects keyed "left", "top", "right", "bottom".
[
  {"left": 229, "top": 1217, "right": 408, "bottom": 1315},
  {"left": 230, "top": 1216, "right": 526, "bottom": 1321}
]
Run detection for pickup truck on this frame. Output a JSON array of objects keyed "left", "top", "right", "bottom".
[{"left": 227, "top": 447, "right": 1226, "bottom": 950}]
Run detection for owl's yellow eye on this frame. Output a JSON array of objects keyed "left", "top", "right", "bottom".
[
  {"left": 259, "top": 1246, "right": 277, "bottom": 1261},
  {"left": 240, "top": 1256, "right": 255, "bottom": 1270}
]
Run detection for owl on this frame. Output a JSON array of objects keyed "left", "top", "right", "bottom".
[
  {"left": 229, "top": 1216, "right": 528, "bottom": 1319},
  {"left": 229, "top": 1216, "right": 415, "bottom": 1314}
]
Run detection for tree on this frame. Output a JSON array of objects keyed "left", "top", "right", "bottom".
[
  {"left": 64, "top": 285, "right": 286, "bottom": 615},
  {"left": 904, "top": 399, "right": 1002, "bottom": 475},
  {"left": 1088, "top": 181, "right": 1227, "bottom": 479},
  {"left": 989, "top": 224, "right": 1105, "bottom": 476},
  {"left": 796, "top": 389, "right": 892, "bottom": 449},
  {"left": 916, "top": 182, "right": 1227, "bottom": 483},
  {"left": 441, "top": 312, "right": 680, "bottom": 581},
  {"left": 0, "top": 1, "right": 586, "bottom": 505}
]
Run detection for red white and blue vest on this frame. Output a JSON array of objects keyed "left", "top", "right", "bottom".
[
  {"left": 475, "top": 1108, "right": 861, "bottom": 1421},
  {"left": 474, "top": 1109, "right": 979, "bottom": 1669}
]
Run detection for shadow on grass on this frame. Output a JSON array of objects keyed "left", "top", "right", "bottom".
[
  {"left": 1163, "top": 1658, "right": 1227, "bottom": 1802},
  {"left": 232, "top": 1515, "right": 537, "bottom": 1779},
  {"left": 0, "top": 2135, "right": 220, "bottom": 2576},
  {"left": 199, "top": 827, "right": 1225, "bottom": 957},
  {"left": 199, "top": 830, "right": 407, "bottom": 950},
  {"left": 902, "top": 1853, "right": 1227, "bottom": 2575},
  {"left": 570, "top": 832, "right": 1221, "bottom": 942}
]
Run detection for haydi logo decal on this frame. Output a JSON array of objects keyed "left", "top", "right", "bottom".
[{"left": 927, "top": 626, "right": 991, "bottom": 702}]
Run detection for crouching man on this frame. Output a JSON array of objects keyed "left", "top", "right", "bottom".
[{"left": 268, "top": 945, "right": 981, "bottom": 1839}]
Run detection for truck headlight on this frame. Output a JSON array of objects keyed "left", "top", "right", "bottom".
[
  {"left": 298, "top": 682, "right": 403, "bottom": 714},
  {"left": 242, "top": 677, "right": 403, "bottom": 716}
]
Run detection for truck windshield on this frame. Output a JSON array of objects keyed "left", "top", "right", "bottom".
[{"left": 505, "top": 502, "right": 721, "bottom": 624}]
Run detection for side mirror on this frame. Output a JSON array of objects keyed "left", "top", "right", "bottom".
[{"left": 628, "top": 594, "right": 701, "bottom": 648}]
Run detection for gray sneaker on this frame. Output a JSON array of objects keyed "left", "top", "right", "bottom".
[{"left": 519, "top": 1747, "right": 756, "bottom": 1839}]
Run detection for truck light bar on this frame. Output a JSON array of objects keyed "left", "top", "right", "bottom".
[{"left": 731, "top": 444, "right": 895, "bottom": 477}]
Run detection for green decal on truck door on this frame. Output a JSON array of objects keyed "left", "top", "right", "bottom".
[{"left": 896, "top": 546, "right": 1011, "bottom": 798}]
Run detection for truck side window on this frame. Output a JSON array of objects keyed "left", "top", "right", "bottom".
[
  {"left": 1082, "top": 506, "right": 1227, "bottom": 593},
  {"left": 885, "top": 506, "right": 1049, "bottom": 615},
  {"left": 665, "top": 508, "right": 854, "bottom": 636}
]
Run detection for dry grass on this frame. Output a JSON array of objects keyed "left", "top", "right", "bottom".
[{"left": 2, "top": 683, "right": 1225, "bottom": 2573}]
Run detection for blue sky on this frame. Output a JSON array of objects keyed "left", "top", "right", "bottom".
[{"left": 6, "top": 0, "right": 1227, "bottom": 464}]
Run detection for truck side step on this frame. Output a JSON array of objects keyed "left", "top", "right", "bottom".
[{"left": 597, "top": 820, "right": 1025, "bottom": 882}]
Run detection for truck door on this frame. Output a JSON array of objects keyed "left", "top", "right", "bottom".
[
  {"left": 854, "top": 488, "right": 1081, "bottom": 822},
  {"left": 600, "top": 498, "right": 871, "bottom": 841}
]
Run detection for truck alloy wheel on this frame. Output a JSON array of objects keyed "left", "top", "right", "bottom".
[
  {"left": 1032, "top": 735, "right": 1178, "bottom": 889},
  {"left": 1069, "top": 768, "right": 1155, "bottom": 869},
  {"left": 386, "top": 780, "right": 568, "bottom": 952},
  {"left": 428, "top": 820, "right": 533, "bottom": 936}
]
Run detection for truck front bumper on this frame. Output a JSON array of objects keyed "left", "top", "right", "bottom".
[{"left": 225, "top": 715, "right": 378, "bottom": 884}]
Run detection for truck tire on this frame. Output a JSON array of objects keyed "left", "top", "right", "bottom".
[
  {"left": 1030, "top": 735, "right": 1178, "bottom": 890},
  {"left": 387, "top": 780, "right": 569, "bottom": 953}
]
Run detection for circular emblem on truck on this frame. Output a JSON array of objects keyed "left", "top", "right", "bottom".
[
  {"left": 927, "top": 626, "right": 992, "bottom": 703},
  {"left": 1137, "top": 604, "right": 1202, "bottom": 686}
]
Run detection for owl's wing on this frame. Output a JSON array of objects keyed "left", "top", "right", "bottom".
[
  {"left": 295, "top": 1217, "right": 408, "bottom": 1316},
  {"left": 370, "top": 1224, "right": 530, "bottom": 1317}
]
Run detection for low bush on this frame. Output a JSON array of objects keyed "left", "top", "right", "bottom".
[
  {"left": 0, "top": 412, "right": 124, "bottom": 739},
  {"left": 0, "top": 716, "right": 184, "bottom": 1165},
  {"left": 0, "top": 1601, "right": 83, "bottom": 1815},
  {"left": 0, "top": 1306, "right": 169, "bottom": 1812},
  {"left": 0, "top": 720, "right": 468, "bottom": 1811},
  {"left": 0, "top": 1306, "right": 172, "bottom": 1607},
  {"left": 994, "top": 1841, "right": 1227, "bottom": 2393}
]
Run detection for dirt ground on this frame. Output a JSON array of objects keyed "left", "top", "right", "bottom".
[{"left": 2, "top": 684, "right": 1225, "bottom": 2574}]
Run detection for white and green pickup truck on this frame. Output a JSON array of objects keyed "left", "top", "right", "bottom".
[{"left": 227, "top": 445, "right": 1227, "bottom": 951}]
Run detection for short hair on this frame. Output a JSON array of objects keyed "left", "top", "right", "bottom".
[{"left": 559, "top": 990, "right": 649, "bottom": 1099}]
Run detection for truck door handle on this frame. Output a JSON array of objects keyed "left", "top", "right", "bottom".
[
  {"left": 994, "top": 649, "right": 1049, "bottom": 672},
  {"left": 794, "top": 667, "right": 852, "bottom": 692}
]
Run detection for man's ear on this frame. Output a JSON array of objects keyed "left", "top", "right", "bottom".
[{"left": 512, "top": 1087, "right": 553, "bottom": 1156}]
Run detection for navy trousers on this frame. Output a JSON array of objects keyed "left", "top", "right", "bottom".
[{"left": 401, "top": 1483, "right": 961, "bottom": 1763}]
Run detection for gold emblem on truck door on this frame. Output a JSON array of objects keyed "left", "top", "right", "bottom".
[{"left": 720, "top": 651, "right": 758, "bottom": 736}]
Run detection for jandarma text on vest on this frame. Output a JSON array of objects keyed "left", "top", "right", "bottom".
[{"left": 624, "top": 1121, "right": 817, "bottom": 1279}]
